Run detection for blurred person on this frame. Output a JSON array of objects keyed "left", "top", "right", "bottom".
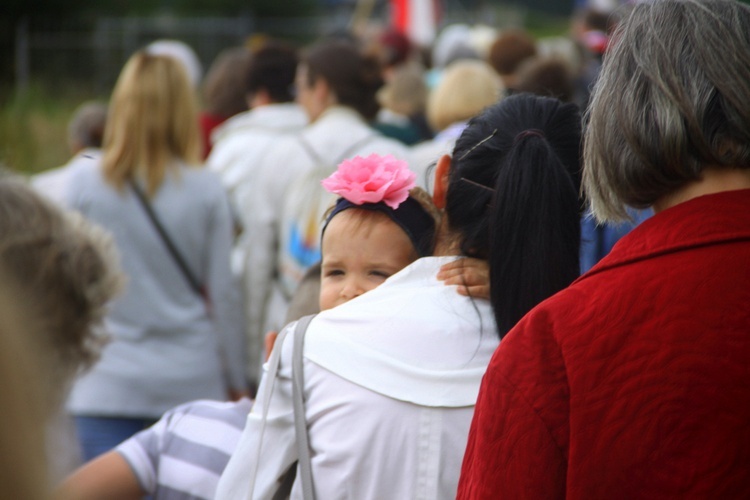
[
  {"left": 207, "top": 41, "right": 307, "bottom": 388},
  {"left": 569, "top": 7, "right": 621, "bottom": 111},
  {"left": 515, "top": 56, "right": 576, "bottom": 103},
  {"left": 146, "top": 39, "right": 202, "bottom": 88},
  {"left": 487, "top": 28, "right": 538, "bottom": 92},
  {"left": 0, "top": 175, "right": 122, "bottom": 484},
  {"left": 459, "top": 1, "right": 750, "bottom": 497},
  {"left": 56, "top": 154, "right": 439, "bottom": 500},
  {"left": 32, "top": 101, "right": 107, "bottom": 205},
  {"left": 56, "top": 397, "right": 252, "bottom": 500},
  {"left": 374, "top": 60, "right": 431, "bottom": 145},
  {"left": 239, "top": 38, "right": 411, "bottom": 381},
  {"left": 425, "top": 24, "right": 481, "bottom": 89},
  {"left": 63, "top": 51, "right": 247, "bottom": 462},
  {"left": 411, "top": 59, "right": 503, "bottom": 188},
  {"left": 217, "top": 93, "right": 583, "bottom": 499},
  {"left": 199, "top": 46, "right": 253, "bottom": 158},
  {"left": 0, "top": 277, "right": 51, "bottom": 500}
]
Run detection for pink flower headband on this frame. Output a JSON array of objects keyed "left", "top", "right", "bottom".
[
  {"left": 320, "top": 154, "right": 435, "bottom": 256},
  {"left": 321, "top": 154, "right": 416, "bottom": 209}
]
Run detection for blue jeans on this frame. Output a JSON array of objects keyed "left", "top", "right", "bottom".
[{"left": 74, "top": 415, "right": 158, "bottom": 462}]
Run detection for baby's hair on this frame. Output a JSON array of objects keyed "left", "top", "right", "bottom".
[{"left": 322, "top": 186, "right": 440, "bottom": 257}]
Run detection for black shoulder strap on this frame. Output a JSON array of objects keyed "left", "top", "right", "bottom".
[{"left": 129, "top": 180, "right": 203, "bottom": 296}]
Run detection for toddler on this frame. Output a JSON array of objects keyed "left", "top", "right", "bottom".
[{"left": 317, "top": 153, "right": 440, "bottom": 311}]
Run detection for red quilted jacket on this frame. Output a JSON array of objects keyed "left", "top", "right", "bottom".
[{"left": 458, "top": 189, "right": 750, "bottom": 499}]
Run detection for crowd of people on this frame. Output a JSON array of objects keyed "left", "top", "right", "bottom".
[{"left": 3, "top": 0, "right": 749, "bottom": 498}]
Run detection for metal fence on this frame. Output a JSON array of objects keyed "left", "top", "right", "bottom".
[{"left": 13, "top": 14, "right": 352, "bottom": 96}]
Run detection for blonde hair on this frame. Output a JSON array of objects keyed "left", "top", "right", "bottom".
[
  {"left": 427, "top": 60, "right": 503, "bottom": 132},
  {"left": 102, "top": 51, "right": 201, "bottom": 196}
]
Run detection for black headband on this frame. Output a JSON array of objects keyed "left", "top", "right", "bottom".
[{"left": 321, "top": 196, "right": 436, "bottom": 257}]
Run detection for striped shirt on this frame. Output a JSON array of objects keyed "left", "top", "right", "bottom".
[{"left": 116, "top": 398, "right": 252, "bottom": 500}]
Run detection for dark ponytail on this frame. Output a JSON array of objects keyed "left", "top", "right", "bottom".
[
  {"left": 489, "top": 133, "right": 581, "bottom": 336},
  {"left": 446, "top": 94, "right": 583, "bottom": 338}
]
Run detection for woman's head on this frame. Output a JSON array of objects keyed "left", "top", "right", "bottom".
[
  {"left": 426, "top": 60, "right": 503, "bottom": 133},
  {"left": 297, "top": 39, "right": 383, "bottom": 122},
  {"left": 584, "top": 0, "right": 750, "bottom": 222},
  {"left": 103, "top": 51, "right": 201, "bottom": 195},
  {"left": 318, "top": 155, "right": 439, "bottom": 310},
  {"left": 437, "top": 93, "right": 582, "bottom": 336}
]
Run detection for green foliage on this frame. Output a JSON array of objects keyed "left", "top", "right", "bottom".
[{"left": 0, "top": 84, "right": 90, "bottom": 175}]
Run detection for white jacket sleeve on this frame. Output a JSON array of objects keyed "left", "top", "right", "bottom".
[
  {"left": 206, "top": 184, "right": 247, "bottom": 392},
  {"left": 215, "top": 323, "right": 298, "bottom": 500}
]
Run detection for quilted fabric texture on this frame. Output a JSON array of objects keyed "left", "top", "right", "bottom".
[{"left": 458, "top": 189, "right": 750, "bottom": 499}]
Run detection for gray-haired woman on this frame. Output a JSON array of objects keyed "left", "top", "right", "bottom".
[{"left": 459, "top": 1, "right": 750, "bottom": 497}]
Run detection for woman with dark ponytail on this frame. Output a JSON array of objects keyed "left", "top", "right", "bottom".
[
  {"left": 442, "top": 93, "right": 582, "bottom": 337},
  {"left": 217, "top": 93, "right": 583, "bottom": 499}
]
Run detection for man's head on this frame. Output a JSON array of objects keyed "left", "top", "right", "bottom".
[{"left": 245, "top": 41, "right": 298, "bottom": 107}]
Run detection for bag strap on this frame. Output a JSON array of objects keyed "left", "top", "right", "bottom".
[
  {"left": 292, "top": 314, "right": 317, "bottom": 500},
  {"left": 129, "top": 180, "right": 204, "bottom": 297},
  {"left": 251, "top": 324, "right": 291, "bottom": 499}
]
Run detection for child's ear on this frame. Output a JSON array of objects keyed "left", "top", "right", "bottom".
[{"left": 433, "top": 154, "right": 451, "bottom": 210}]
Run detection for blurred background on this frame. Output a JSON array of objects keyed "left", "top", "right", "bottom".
[{"left": 5, "top": 0, "right": 739, "bottom": 175}]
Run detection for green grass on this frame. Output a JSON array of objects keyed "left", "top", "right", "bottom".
[{"left": 0, "top": 83, "right": 99, "bottom": 176}]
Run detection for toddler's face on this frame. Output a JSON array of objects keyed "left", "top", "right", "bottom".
[{"left": 319, "top": 210, "right": 417, "bottom": 311}]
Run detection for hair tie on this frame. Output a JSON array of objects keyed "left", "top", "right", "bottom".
[{"left": 515, "top": 129, "right": 545, "bottom": 142}]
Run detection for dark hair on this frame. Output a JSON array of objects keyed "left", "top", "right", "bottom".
[
  {"left": 203, "top": 46, "right": 252, "bottom": 118},
  {"left": 303, "top": 39, "right": 383, "bottom": 121},
  {"left": 488, "top": 29, "right": 537, "bottom": 77},
  {"left": 447, "top": 94, "right": 582, "bottom": 337},
  {"left": 515, "top": 57, "right": 575, "bottom": 103},
  {"left": 245, "top": 41, "right": 299, "bottom": 103}
]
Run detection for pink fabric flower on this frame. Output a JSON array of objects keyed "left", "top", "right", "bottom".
[{"left": 321, "top": 154, "right": 416, "bottom": 209}]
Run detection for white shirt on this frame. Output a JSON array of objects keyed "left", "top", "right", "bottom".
[
  {"left": 232, "top": 105, "right": 412, "bottom": 384},
  {"left": 207, "top": 103, "right": 308, "bottom": 384},
  {"left": 215, "top": 256, "right": 499, "bottom": 500},
  {"left": 31, "top": 148, "right": 101, "bottom": 206}
]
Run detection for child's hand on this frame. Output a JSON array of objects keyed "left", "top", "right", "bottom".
[{"left": 437, "top": 258, "right": 490, "bottom": 299}]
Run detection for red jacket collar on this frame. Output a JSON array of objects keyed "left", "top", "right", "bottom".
[{"left": 577, "top": 188, "right": 750, "bottom": 282}]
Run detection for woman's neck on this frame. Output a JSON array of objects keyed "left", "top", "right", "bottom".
[
  {"left": 653, "top": 167, "right": 750, "bottom": 213},
  {"left": 432, "top": 217, "right": 462, "bottom": 256}
]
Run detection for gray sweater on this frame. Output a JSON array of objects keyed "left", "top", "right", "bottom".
[{"left": 65, "top": 160, "right": 245, "bottom": 418}]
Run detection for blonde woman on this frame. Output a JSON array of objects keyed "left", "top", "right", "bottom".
[{"left": 63, "top": 51, "right": 247, "bottom": 461}]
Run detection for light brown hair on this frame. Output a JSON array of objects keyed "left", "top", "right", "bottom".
[
  {"left": 427, "top": 60, "right": 503, "bottom": 132},
  {"left": 0, "top": 176, "right": 122, "bottom": 405}
]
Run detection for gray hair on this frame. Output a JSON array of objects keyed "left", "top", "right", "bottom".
[
  {"left": 583, "top": 0, "right": 750, "bottom": 222},
  {"left": 67, "top": 101, "right": 108, "bottom": 153}
]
